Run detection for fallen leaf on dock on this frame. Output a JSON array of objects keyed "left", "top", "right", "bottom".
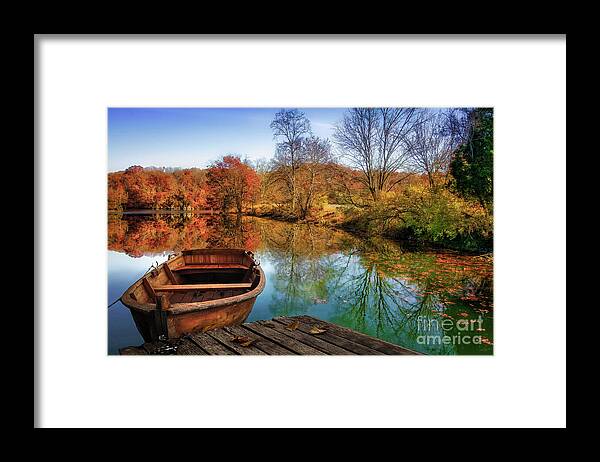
[
  {"left": 263, "top": 321, "right": 276, "bottom": 328},
  {"left": 240, "top": 338, "right": 257, "bottom": 347},
  {"left": 230, "top": 335, "right": 257, "bottom": 347},
  {"left": 309, "top": 326, "right": 327, "bottom": 335},
  {"left": 286, "top": 320, "right": 300, "bottom": 331}
]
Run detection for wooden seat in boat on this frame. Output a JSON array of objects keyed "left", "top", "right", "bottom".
[{"left": 153, "top": 283, "right": 253, "bottom": 291}]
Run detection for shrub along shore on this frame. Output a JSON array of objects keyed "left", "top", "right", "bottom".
[{"left": 247, "top": 191, "right": 492, "bottom": 253}]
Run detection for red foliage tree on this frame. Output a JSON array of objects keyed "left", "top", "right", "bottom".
[
  {"left": 175, "top": 169, "right": 208, "bottom": 210},
  {"left": 108, "top": 166, "right": 209, "bottom": 211},
  {"left": 107, "top": 172, "right": 128, "bottom": 210},
  {"left": 206, "top": 156, "right": 260, "bottom": 213}
]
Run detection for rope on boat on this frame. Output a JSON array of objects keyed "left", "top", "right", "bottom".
[{"left": 108, "top": 262, "right": 160, "bottom": 308}]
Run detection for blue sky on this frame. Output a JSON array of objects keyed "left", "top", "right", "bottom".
[{"left": 108, "top": 108, "right": 347, "bottom": 172}]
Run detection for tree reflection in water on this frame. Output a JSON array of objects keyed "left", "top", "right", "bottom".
[
  {"left": 329, "top": 239, "right": 493, "bottom": 354},
  {"left": 108, "top": 213, "right": 493, "bottom": 354}
]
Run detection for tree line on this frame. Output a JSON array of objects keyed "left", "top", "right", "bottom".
[{"left": 108, "top": 107, "right": 492, "bottom": 249}]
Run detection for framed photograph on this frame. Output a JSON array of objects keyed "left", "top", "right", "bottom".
[
  {"left": 35, "top": 34, "right": 566, "bottom": 428},
  {"left": 108, "top": 107, "right": 494, "bottom": 357}
]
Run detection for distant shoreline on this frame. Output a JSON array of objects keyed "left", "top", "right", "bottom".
[
  {"left": 109, "top": 209, "right": 218, "bottom": 215},
  {"left": 108, "top": 208, "right": 491, "bottom": 254}
]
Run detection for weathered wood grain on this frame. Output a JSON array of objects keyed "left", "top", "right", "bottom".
[
  {"left": 180, "top": 290, "right": 195, "bottom": 304},
  {"left": 224, "top": 325, "right": 296, "bottom": 355},
  {"left": 119, "top": 346, "right": 147, "bottom": 355},
  {"left": 141, "top": 342, "right": 162, "bottom": 354},
  {"left": 142, "top": 277, "right": 156, "bottom": 302},
  {"left": 176, "top": 338, "right": 208, "bottom": 355},
  {"left": 185, "top": 332, "right": 236, "bottom": 355},
  {"left": 119, "top": 316, "right": 421, "bottom": 356},
  {"left": 163, "top": 263, "right": 179, "bottom": 284},
  {"left": 173, "top": 264, "right": 248, "bottom": 271},
  {"left": 255, "top": 320, "right": 356, "bottom": 355},
  {"left": 273, "top": 317, "right": 385, "bottom": 355},
  {"left": 169, "top": 292, "right": 185, "bottom": 303},
  {"left": 298, "top": 315, "right": 421, "bottom": 355},
  {"left": 205, "top": 328, "right": 267, "bottom": 355},
  {"left": 154, "top": 283, "right": 252, "bottom": 291},
  {"left": 242, "top": 322, "right": 326, "bottom": 355}
]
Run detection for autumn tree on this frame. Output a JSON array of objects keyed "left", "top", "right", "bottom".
[
  {"left": 107, "top": 173, "right": 128, "bottom": 210},
  {"left": 146, "top": 170, "right": 178, "bottom": 209},
  {"left": 108, "top": 166, "right": 209, "bottom": 211},
  {"left": 333, "top": 108, "right": 419, "bottom": 202},
  {"left": 270, "top": 109, "right": 312, "bottom": 213},
  {"left": 206, "top": 155, "right": 260, "bottom": 214},
  {"left": 122, "top": 165, "right": 155, "bottom": 209},
  {"left": 174, "top": 169, "right": 208, "bottom": 210},
  {"left": 253, "top": 157, "right": 278, "bottom": 208}
]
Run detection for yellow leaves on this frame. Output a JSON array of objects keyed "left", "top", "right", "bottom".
[
  {"left": 309, "top": 325, "right": 327, "bottom": 335},
  {"left": 230, "top": 335, "right": 257, "bottom": 347},
  {"left": 285, "top": 320, "right": 300, "bottom": 331}
]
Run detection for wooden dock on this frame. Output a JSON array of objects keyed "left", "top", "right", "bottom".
[{"left": 119, "top": 315, "right": 421, "bottom": 355}]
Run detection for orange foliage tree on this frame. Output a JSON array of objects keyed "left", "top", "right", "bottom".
[
  {"left": 206, "top": 156, "right": 260, "bottom": 214},
  {"left": 107, "top": 166, "right": 208, "bottom": 211}
]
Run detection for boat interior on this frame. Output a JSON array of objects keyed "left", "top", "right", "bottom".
[{"left": 127, "top": 249, "right": 261, "bottom": 307}]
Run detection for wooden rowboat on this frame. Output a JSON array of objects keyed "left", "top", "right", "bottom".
[{"left": 120, "top": 248, "right": 265, "bottom": 341}]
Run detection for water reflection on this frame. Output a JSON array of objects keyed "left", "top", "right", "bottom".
[{"left": 108, "top": 213, "right": 493, "bottom": 355}]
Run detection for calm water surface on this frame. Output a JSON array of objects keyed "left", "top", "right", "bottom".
[{"left": 108, "top": 213, "right": 493, "bottom": 355}]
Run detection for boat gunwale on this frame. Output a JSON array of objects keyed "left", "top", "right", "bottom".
[{"left": 119, "top": 250, "right": 266, "bottom": 315}]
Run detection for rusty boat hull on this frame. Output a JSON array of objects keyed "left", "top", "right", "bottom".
[{"left": 120, "top": 248, "right": 265, "bottom": 342}]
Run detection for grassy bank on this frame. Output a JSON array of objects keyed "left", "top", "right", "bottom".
[{"left": 249, "top": 185, "right": 493, "bottom": 253}]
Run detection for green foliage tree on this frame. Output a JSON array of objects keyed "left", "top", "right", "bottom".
[{"left": 449, "top": 108, "right": 493, "bottom": 208}]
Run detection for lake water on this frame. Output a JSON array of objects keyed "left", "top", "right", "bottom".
[{"left": 108, "top": 212, "right": 493, "bottom": 355}]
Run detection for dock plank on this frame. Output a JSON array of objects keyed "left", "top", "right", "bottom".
[
  {"left": 119, "top": 346, "right": 147, "bottom": 355},
  {"left": 224, "top": 326, "right": 296, "bottom": 355},
  {"left": 119, "top": 316, "right": 421, "bottom": 355},
  {"left": 205, "top": 328, "right": 267, "bottom": 355},
  {"left": 273, "top": 317, "right": 385, "bottom": 355},
  {"left": 243, "top": 322, "right": 326, "bottom": 355},
  {"left": 185, "top": 332, "right": 236, "bottom": 355},
  {"left": 175, "top": 338, "right": 208, "bottom": 355},
  {"left": 297, "top": 315, "right": 421, "bottom": 355},
  {"left": 255, "top": 320, "right": 356, "bottom": 355}
]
